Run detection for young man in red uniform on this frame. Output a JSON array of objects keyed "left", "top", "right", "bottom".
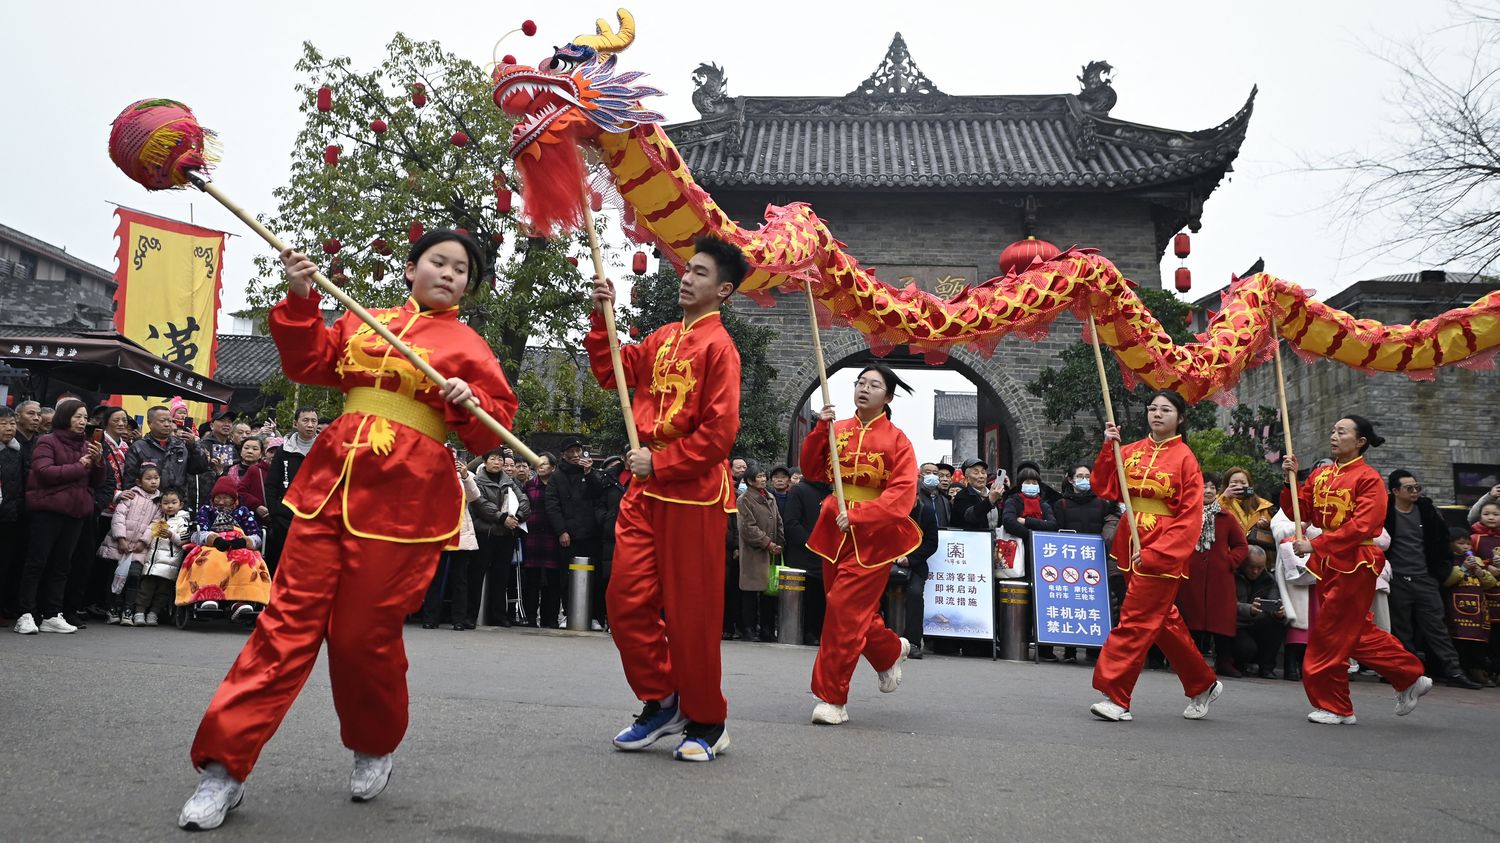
[
  {"left": 585, "top": 235, "right": 749, "bottom": 762},
  {"left": 1282, "top": 416, "right": 1429, "bottom": 725},
  {"left": 178, "top": 232, "right": 518, "bottom": 830}
]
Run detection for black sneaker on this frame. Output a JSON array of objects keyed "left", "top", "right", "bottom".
[{"left": 673, "top": 721, "right": 729, "bottom": 762}]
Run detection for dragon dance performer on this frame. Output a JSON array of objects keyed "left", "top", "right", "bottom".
[
  {"left": 1281, "top": 417, "right": 1430, "bottom": 725},
  {"left": 800, "top": 363, "right": 922, "bottom": 726},
  {"left": 178, "top": 231, "right": 518, "bottom": 830},
  {"left": 1089, "top": 390, "right": 1224, "bottom": 722},
  {"left": 586, "top": 235, "right": 748, "bottom": 762}
]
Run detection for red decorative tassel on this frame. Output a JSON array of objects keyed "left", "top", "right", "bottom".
[
  {"left": 322, "top": 238, "right": 341, "bottom": 255},
  {"left": 409, "top": 220, "right": 424, "bottom": 243},
  {"left": 521, "top": 20, "right": 537, "bottom": 36},
  {"left": 371, "top": 118, "right": 388, "bottom": 134},
  {"left": 316, "top": 86, "right": 332, "bottom": 112},
  {"left": 324, "top": 145, "right": 339, "bottom": 167},
  {"left": 632, "top": 251, "right": 647, "bottom": 274},
  {"left": 450, "top": 131, "right": 469, "bottom": 147}
]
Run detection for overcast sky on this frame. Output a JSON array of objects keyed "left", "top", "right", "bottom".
[{"left": 3, "top": 1, "right": 1484, "bottom": 459}]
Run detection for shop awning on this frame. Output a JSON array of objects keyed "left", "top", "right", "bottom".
[{"left": 0, "top": 331, "right": 235, "bottom": 403}]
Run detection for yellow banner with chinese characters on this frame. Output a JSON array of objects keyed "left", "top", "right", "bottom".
[{"left": 111, "top": 208, "right": 226, "bottom": 426}]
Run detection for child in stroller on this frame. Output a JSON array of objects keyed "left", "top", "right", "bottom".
[{"left": 175, "top": 475, "right": 272, "bottom": 627}]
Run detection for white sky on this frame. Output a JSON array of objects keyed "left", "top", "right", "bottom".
[{"left": 2, "top": 1, "right": 1481, "bottom": 453}]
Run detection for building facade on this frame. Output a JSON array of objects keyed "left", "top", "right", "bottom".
[
  {"left": 666, "top": 35, "right": 1253, "bottom": 469},
  {"left": 0, "top": 222, "right": 117, "bottom": 329}
]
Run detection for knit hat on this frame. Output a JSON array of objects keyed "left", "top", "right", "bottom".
[{"left": 211, "top": 475, "right": 240, "bottom": 502}]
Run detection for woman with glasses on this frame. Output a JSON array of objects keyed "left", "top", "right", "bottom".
[{"left": 800, "top": 363, "right": 921, "bottom": 726}]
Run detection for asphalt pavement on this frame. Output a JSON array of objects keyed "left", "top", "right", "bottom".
[{"left": 3, "top": 622, "right": 1498, "bottom": 842}]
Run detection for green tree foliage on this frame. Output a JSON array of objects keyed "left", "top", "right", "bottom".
[
  {"left": 1029, "top": 288, "right": 1216, "bottom": 469},
  {"left": 615, "top": 265, "right": 783, "bottom": 461},
  {"left": 1187, "top": 404, "right": 1284, "bottom": 496},
  {"left": 245, "top": 35, "right": 606, "bottom": 436}
]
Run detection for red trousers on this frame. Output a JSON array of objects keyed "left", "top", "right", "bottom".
[
  {"left": 811, "top": 551, "right": 903, "bottom": 706},
  {"left": 607, "top": 490, "right": 728, "bottom": 724},
  {"left": 1304, "top": 566, "right": 1424, "bottom": 716},
  {"left": 190, "top": 495, "right": 443, "bottom": 780},
  {"left": 1093, "top": 572, "right": 1216, "bottom": 709}
]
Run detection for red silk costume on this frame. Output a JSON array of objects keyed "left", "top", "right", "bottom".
[
  {"left": 586, "top": 310, "right": 739, "bottom": 726},
  {"left": 800, "top": 414, "right": 921, "bottom": 706},
  {"left": 191, "top": 290, "right": 517, "bottom": 780},
  {"left": 1090, "top": 435, "right": 1216, "bottom": 709},
  {"left": 1281, "top": 457, "right": 1423, "bottom": 716}
]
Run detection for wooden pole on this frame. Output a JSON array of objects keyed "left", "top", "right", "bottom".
[
  {"left": 805, "top": 282, "right": 847, "bottom": 515},
  {"left": 1270, "top": 318, "right": 1305, "bottom": 541},
  {"left": 1086, "top": 312, "right": 1142, "bottom": 556},
  {"left": 579, "top": 192, "right": 642, "bottom": 454},
  {"left": 190, "top": 176, "right": 542, "bottom": 468}
]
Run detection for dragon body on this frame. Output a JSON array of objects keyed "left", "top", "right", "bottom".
[{"left": 493, "top": 10, "right": 1500, "bottom": 402}]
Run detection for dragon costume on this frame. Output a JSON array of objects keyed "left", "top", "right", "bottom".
[{"left": 492, "top": 9, "right": 1500, "bottom": 402}]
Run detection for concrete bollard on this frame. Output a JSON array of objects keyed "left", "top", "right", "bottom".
[
  {"left": 776, "top": 567, "right": 806, "bottom": 645},
  {"left": 567, "top": 557, "right": 593, "bottom": 631}
]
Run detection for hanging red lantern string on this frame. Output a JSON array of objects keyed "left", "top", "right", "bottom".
[
  {"left": 411, "top": 83, "right": 427, "bottom": 108},
  {"left": 1175, "top": 266, "right": 1192, "bottom": 294},
  {"left": 323, "top": 145, "right": 340, "bottom": 167},
  {"left": 316, "top": 86, "right": 332, "bottom": 113},
  {"left": 998, "top": 235, "right": 1060, "bottom": 275},
  {"left": 1174, "top": 232, "right": 1191, "bottom": 260},
  {"left": 632, "top": 251, "right": 648, "bottom": 275},
  {"left": 450, "top": 131, "right": 470, "bottom": 147},
  {"left": 589, "top": 192, "right": 604, "bottom": 213},
  {"left": 371, "top": 118, "right": 388, "bottom": 135},
  {"left": 496, "top": 188, "right": 513, "bottom": 214},
  {"left": 322, "top": 237, "right": 341, "bottom": 255},
  {"left": 409, "top": 220, "right": 424, "bottom": 243},
  {"left": 372, "top": 238, "right": 390, "bottom": 256}
]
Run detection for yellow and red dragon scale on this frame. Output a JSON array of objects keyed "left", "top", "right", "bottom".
[{"left": 596, "top": 125, "right": 1500, "bottom": 403}]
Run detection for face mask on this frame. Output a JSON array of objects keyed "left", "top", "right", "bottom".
[
  {"left": 1021, "top": 482, "right": 1040, "bottom": 497},
  {"left": 1074, "top": 479, "right": 1091, "bottom": 493},
  {"left": 922, "top": 474, "right": 940, "bottom": 489},
  {"left": 737, "top": 482, "right": 748, "bottom": 496}
]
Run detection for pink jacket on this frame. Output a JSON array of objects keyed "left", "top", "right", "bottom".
[{"left": 99, "top": 485, "right": 162, "bottom": 563}]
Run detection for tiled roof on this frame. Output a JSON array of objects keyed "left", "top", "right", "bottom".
[
  {"left": 212, "top": 334, "right": 281, "bottom": 389},
  {"left": 668, "top": 36, "right": 1254, "bottom": 192},
  {"left": 933, "top": 391, "right": 976, "bottom": 427}
]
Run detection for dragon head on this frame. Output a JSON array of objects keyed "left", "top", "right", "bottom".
[{"left": 491, "top": 9, "right": 665, "bottom": 235}]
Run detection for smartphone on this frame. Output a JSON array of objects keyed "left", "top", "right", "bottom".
[
  {"left": 995, "top": 468, "right": 1008, "bottom": 489},
  {"left": 87, "top": 424, "right": 103, "bottom": 445},
  {"left": 1258, "top": 598, "right": 1282, "bottom": 612}
]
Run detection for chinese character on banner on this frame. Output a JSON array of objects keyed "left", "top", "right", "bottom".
[{"left": 110, "top": 208, "right": 225, "bottom": 420}]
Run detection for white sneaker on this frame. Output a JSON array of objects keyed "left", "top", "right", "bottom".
[
  {"left": 38, "top": 614, "right": 77, "bottom": 634},
  {"left": 145, "top": 611, "right": 159, "bottom": 626},
  {"left": 12, "top": 613, "right": 38, "bottom": 635},
  {"left": 178, "top": 762, "right": 244, "bottom": 830},
  {"left": 1307, "top": 709, "right": 1357, "bottom": 725},
  {"left": 120, "top": 612, "right": 134, "bottom": 627},
  {"left": 811, "top": 701, "right": 849, "bottom": 725},
  {"left": 877, "top": 637, "right": 911, "bottom": 693},
  {"left": 350, "top": 752, "right": 393, "bottom": 802},
  {"left": 132, "top": 612, "right": 147, "bottom": 626},
  {"left": 1183, "top": 680, "right": 1224, "bottom": 720},
  {"left": 1395, "top": 675, "right": 1433, "bottom": 716},
  {"left": 590, "top": 620, "right": 604, "bottom": 631},
  {"left": 1090, "top": 700, "right": 1133, "bottom": 721}
]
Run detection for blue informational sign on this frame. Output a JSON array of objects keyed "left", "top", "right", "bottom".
[{"left": 1031, "top": 531, "right": 1113, "bottom": 648}]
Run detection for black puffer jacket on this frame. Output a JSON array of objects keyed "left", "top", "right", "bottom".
[
  {"left": 0, "top": 438, "right": 23, "bottom": 523},
  {"left": 544, "top": 460, "right": 604, "bottom": 554}
]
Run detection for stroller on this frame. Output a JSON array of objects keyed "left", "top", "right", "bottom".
[{"left": 174, "top": 525, "right": 272, "bottom": 629}]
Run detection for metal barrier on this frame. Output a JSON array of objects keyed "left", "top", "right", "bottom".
[
  {"left": 776, "top": 567, "right": 806, "bottom": 645},
  {"left": 997, "top": 580, "right": 1032, "bottom": 661},
  {"left": 567, "top": 557, "right": 593, "bottom": 631}
]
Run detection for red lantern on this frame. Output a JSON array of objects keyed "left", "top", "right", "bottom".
[
  {"left": 629, "top": 325, "right": 640, "bottom": 339},
  {"left": 492, "top": 232, "right": 505, "bottom": 245},
  {"left": 411, "top": 83, "right": 427, "bottom": 108},
  {"left": 1175, "top": 266, "right": 1192, "bottom": 293},
  {"left": 632, "top": 251, "right": 648, "bottom": 275},
  {"left": 589, "top": 192, "right": 604, "bottom": 212},
  {"left": 998, "top": 236, "right": 1060, "bottom": 275},
  {"left": 496, "top": 189, "right": 513, "bottom": 214},
  {"left": 450, "top": 131, "right": 469, "bottom": 147},
  {"left": 371, "top": 118, "right": 388, "bottom": 134},
  {"left": 521, "top": 20, "right": 537, "bottom": 36},
  {"left": 566, "top": 256, "right": 579, "bottom": 267},
  {"left": 372, "top": 238, "right": 390, "bottom": 255},
  {"left": 316, "top": 86, "right": 332, "bottom": 112},
  {"left": 1173, "top": 232, "right": 1191, "bottom": 259},
  {"left": 409, "top": 220, "right": 424, "bottom": 244},
  {"left": 323, "top": 145, "right": 339, "bottom": 167},
  {"left": 322, "top": 238, "right": 341, "bottom": 255},
  {"left": 372, "top": 263, "right": 385, "bottom": 282}
]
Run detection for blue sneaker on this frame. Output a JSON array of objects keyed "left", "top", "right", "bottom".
[
  {"left": 612, "top": 698, "right": 687, "bottom": 750},
  {"left": 673, "top": 723, "right": 729, "bottom": 762}
]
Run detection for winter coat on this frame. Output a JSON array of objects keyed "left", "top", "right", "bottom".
[
  {"left": 194, "top": 504, "right": 263, "bottom": 549},
  {"left": 1053, "top": 490, "right": 1121, "bottom": 546},
  {"left": 266, "top": 441, "right": 312, "bottom": 526},
  {"left": 907, "top": 494, "right": 940, "bottom": 578},
  {"left": 92, "top": 434, "right": 131, "bottom": 516},
  {"left": 231, "top": 460, "right": 271, "bottom": 513},
  {"left": 1176, "top": 508, "right": 1247, "bottom": 637},
  {"left": 99, "top": 484, "right": 162, "bottom": 563},
  {"left": 471, "top": 467, "right": 530, "bottom": 538},
  {"left": 193, "top": 433, "right": 238, "bottom": 508},
  {"left": 124, "top": 434, "right": 209, "bottom": 509},
  {"left": 143, "top": 509, "right": 192, "bottom": 580},
  {"left": 1000, "top": 494, "right": 1058, "bottom": 542},
  {"left": 452, "top": 471, "right": 481, "bottom": 551},
  {"left": 544, "top": 461, "right": 604, "bottom": 555},
  {"left": 0, "top": 436, "right": 22, "bottom": 523},
  {"left": 26, "top": 430, "right": 104, "bottom": 518},
  {"left": 522, "top": 476, "right": 561, "bottom": 569},
  {"left": 595, "top": 470, "right": 626, "bottom": 564},
  {"left": 737, "top": 487, "right": 784, "bottom": 592},
  {"left": 1385, "top": 495, "right": 1454, "bottom": 583},
  {"left": 784, "top": 480, "right": 830, "bottom": 576},
  {"left": 951, "top": 485, "right": 997, "bottom": 532},
  {"left": 1235, "top": 567, "right": 1282, "bottom": 628}
]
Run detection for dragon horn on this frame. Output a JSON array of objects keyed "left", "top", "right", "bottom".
[{"left": 574, "top": 8, "right": 636, "bottom": 55}]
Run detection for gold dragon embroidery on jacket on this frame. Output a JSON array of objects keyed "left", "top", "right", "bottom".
[
  {"left": 650, "top": 332, "right": 696, "bottom": 439},
  {"left": 1310, "top": 469, "right": 1354, "bottom": 529},
  {"left": 1123, "top": 448, "right": 1175, "bottom": 531}
]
